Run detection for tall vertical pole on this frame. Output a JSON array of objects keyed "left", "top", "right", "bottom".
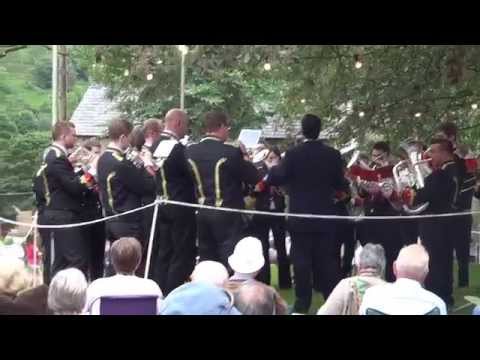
[
  {"left": 51, "top": 45, "right": 58, "bottom": 126},
  {"left": 58, "top": 45, "right": 68, "bottom": 122},
  {"left": 180, "top": 51, "right": 185, "bottom": 110}
]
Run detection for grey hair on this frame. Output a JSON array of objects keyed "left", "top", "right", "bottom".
[
  {"left": 356, "top": 243, "right": 386, "bottom": 277},
  {"left": 233, "top": 280, "right": 276, "bottom": 315},
  {"left": 48, "top": 268, "right": 88, "bottom": 315}
]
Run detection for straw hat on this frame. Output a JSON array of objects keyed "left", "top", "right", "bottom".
[{"left": 228, "top": 237, "right": 265, "bottom": 274}]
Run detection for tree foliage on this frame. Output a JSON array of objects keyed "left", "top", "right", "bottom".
[{"left": 74, "top": 45, "right": 480, "bottom": 150}]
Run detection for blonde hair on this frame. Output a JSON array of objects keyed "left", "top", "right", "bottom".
[{"left": 0, "top": 258, "right": 32, "bottom": 296}]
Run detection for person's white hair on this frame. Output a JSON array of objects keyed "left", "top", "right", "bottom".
[
  {"left": 191, "top": 261, "right": 229, "bottom": 287},
  {"left": 394, "top": 244, "right": 429, "bottom": 283},
  {"left": 48, "top": 268, "right": 87, "bottom": 315}
]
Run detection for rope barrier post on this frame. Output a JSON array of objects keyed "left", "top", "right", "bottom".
[
  {"left": 144, "top": 197, "right": 161, "bottom": 279},
  {"left": 32, "top": 212, "right": 38, "bottom": 287}
]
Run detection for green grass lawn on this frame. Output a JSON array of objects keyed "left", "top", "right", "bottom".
[{"left": 269, "top": 263, "right": 480, "bottom": 315}]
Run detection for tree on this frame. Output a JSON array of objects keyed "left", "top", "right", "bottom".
[{"left": 73, "top": 45, "right": 480, "bottom": 150}]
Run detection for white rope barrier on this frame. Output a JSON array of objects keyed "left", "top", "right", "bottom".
[
  {"left": 0, "top": 201, "right": 158, "bottom": 229},
  {"left": 144, "top": 199, "right": 160, "bottom": 279},
  {"left": 0, "top": 192, "right": 32, "bottom": 196},
  {"left": 1, "top": 198, "right": 480, "bottom": 230}
]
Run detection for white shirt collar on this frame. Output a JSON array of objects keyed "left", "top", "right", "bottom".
[
  {"left": 201, "top": 135, "right": 224, "bottom": 142},
  {"left": 394, "top": 278, "right": 423, "bottom": 288},
  {"left": 162, "top": 129, "right": 180, "bottom": 141},
  {"left": 52, "top": 142, "right": 68, "bottom": 157}
]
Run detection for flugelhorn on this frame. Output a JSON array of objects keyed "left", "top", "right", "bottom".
[{"left": 393, "top": 139, "right": 431, "bottom": 214}]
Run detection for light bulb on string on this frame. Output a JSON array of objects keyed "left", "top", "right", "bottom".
[
  {"left": 472, "top": 103, "right": 478, "bottom": 110},
  {"left": 157, "top": 60, "right": 163, "bottom": 64},
  {"left": 354, "top": 53, "right": 363, "bottom": 69},
  {"left": 415, "top": 112, "right": 422, "bottom": 118},
  {"left": 124, "top": 69, "right": 129, "bottom": 77},
  {"left": 146, "top": 73, "right": 153, "bottom": 81},
  {"left": 264, "top": 63, "right": 272, "bottom": 71},
  {"left": 300, "top": 99, "right": 306, "bottom": 104},
  {"left": 359, "top": 111, "right": 365, "bottom": 118},
  {"left": 177, "top": 45, "right": 189, "bottom": 55}
]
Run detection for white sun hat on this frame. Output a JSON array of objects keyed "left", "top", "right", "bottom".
[{"left": 228, "top": 237, "right": 265, "bottom": 274}]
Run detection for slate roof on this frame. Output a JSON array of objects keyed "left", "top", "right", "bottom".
[{"left": 70, "top": 85, "right": 123, "bottom": 137}]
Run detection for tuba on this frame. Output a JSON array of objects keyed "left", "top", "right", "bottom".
[{"left": 393, "top": 139, "right": 432, "bottom": 214}]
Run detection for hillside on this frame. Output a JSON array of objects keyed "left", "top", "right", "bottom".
[{"left": 0, "top": 45, "right": 89, "bottom": 129}]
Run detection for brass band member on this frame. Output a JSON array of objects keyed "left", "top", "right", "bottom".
[
  {"left": 186, "top": 111, "right": 261, "bottom": 271},
  {"left": 351, "top": 141, "right": 403, "bottom": 282},
  {"left": 37, "top": 121, "right": 94, "bottom": 279},
  {"left": 97, "top": 118, "right": 156, "bottom": 276}
]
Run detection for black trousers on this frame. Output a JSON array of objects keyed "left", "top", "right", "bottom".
[
  {"left": 420, "top": 217, "right": 454, "bottom": 306},
  {"left": 334, "top": 219, "right": 357, "bottom": 277},
  {"left": 43, "top": 209, "right": 88, "bottom": 278},
  {"left": 289, "top": 229, "right": 341, "bottom": 313},
  {"left": 402, "top": 217, "right": 419, "bottom": 246},
  {"left": 106, "top": 220, "right": 145, "bottom": 276},
  {"left": 358, "top": 217, "right": 404, "bottom": 282},
  {"left": 197, "top": 209, "right": 247, "bottom": 272},
  {"left": 453, "top": 214, "right": 472, "bottom": 287},
  {"left": 153, "top": 205, "right": 197, "bottom": 295},
  {"left": 82, "top": 219, "right": 106, "bottom": 282},
  {"left": 37, "top": 213, "right": 52, "bottom": 285},
  {"left": 250, "top": 215, "right": 292, "bottom": 288}
]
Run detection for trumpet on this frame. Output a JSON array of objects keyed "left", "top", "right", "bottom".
[{"left": 69, "top": 146, "right": 97, "bottom": 168}]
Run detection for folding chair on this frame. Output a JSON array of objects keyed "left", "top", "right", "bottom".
[{"left": 91, "top": 295, "right": 159, "bottom": 315}]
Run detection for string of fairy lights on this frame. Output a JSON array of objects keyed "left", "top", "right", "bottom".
[{"left": 94, "top": 46, "right": 479, "bottom": 118}]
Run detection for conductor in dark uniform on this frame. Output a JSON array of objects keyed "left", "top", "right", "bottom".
[
  {"left": 266, "top": 114, "right": 346, "bottom": 314},
  {"left": 404, "top": 138, "right": 459, "bottom": 307},
  {"left": 97, "top": 118, "right": 156, "bottom": 275},
  {"left": 186, "top": 111, "right": 261, "bottom": 271},
  {"left": 40, "top": 121, "right": 92, "bottom": 278},
  {"left": 150, "top": 109, "right": 197, "bottom": 295}
]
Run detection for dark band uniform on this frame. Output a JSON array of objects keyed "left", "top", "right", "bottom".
[
  {"left": 150, "top": 130, "right": 197, "bottom": 295},
  {"left": 80, "top": 183, "right": 105, "bottom": 281},
  {"left": 97, "top": 145, "right": 156, "bottom": 275},
  {"left": 250, "top": 160, "right": 292, "bottom": 288},
  {"left": 37, "top": 144, "right": 90, "bottom": 278},
  {"left": 414, "top": 160, "right": 458, "bottom": 306},
  {"left": 357, "top": 165, "right": 404, "bottom": 282},
  {"left": 452, "top": 154, "right": 475, "bottom": 287},
  {"left": 267, "top": 139, "right": 346, "bottom": 313},
  {"left": 186, "top": 137, "right": 260, "bottom": 270}
]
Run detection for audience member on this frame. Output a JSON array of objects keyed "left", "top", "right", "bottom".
[
  {"left": 233, "top": 280, "right": 287, "bottom": 315},
  {"left": 48, "top": 268, "right": 88, "bottom": 315},
  {"left": 317, "top": 243, "right": 386, "bottom": 315},
  {"left": 191, "top": 261, "right": 229, "bottom": 287},
  {"left": 84, "top": 237, "right": 162, "bottom": 314},
  {"left": 159, "top": 282, "right": 241, "bottom": 315},
  {"left": 359, "top": 244, "right": 447, "bottom": 315},
  {"left": 225, "top": 237, "right": 265, "bottom": 291}
]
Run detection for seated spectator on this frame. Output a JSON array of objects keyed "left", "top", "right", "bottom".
[
  {"left": 317, "top": 243, "right": 386, "bottom": 315},
  {"left": 48, "top": 268, "right": 88, "bottom": 315},
  {"left": 233, "top": 280, "right": 287, "bottom": 315},
  {"left": 84, "top": 237, "right": 162, "bottom": 315},
  {"left": 225, "top": 237, "right": 265, "bottom": 291},
  {"left": 15, "top": 284, "right": 51, "bottom": 315},
  {"left": 359, "top": 244, "right": 447, "bottom": 315},
  {"left": 191, "top": 261, "right": 229, "bottom": 287},
  {"left": 159, "top": 282, "right": 241, "bottom": 315},
  {"left": 0, "top": 258, "right": 35, "bottom": 315}
]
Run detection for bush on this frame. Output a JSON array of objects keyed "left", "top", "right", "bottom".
[{"left": 31, "top": 59, "right": 52, "bottom": 90}]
